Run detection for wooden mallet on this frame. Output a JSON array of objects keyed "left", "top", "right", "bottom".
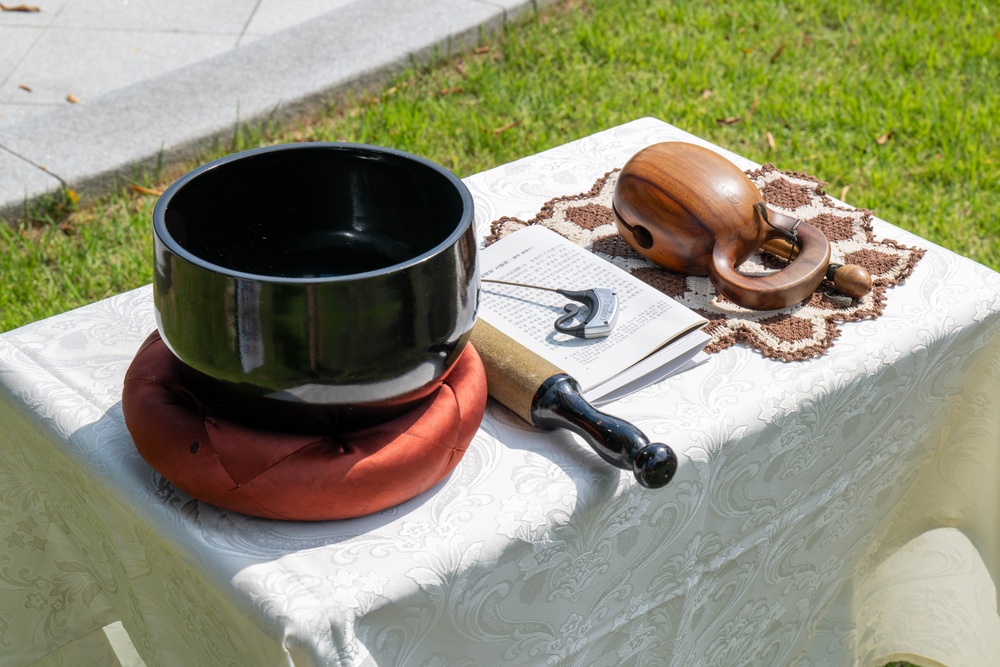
[
  {"left": 760, "top": 238, "right": 872, "bottom": 299},
  {"left": 470, "top": 320, "right": 677, "bottom": 488}
]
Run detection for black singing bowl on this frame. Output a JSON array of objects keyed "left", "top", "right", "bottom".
[{"left": 153, "top": 143, "right": 478, "bottom": 428}]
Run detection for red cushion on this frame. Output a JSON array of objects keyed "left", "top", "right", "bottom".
[{"left": 122, "top": 331, "right": 487, "bottom": 520}]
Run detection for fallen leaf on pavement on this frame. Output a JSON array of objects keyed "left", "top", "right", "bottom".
[
  {"left": 66, "top": 93, "right": 79, "bottom": 103},
  {"left": 0, "top": 3, "right": 41, "bottom": 11},
  {"left": 18, "top": 84, "right": 32, "bottom": 92}
]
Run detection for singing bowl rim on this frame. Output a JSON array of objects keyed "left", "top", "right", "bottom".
[{"left": 151, "top": 141, "right": 475, "bottom": 283}]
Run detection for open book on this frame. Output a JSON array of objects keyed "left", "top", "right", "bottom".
[{"left": 478, "top": 226, "right": 710, "bottom": 405}]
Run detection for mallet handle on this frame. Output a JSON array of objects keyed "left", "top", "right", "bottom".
[{"left": 469, "top": 320, "right": 676, "bottom": 488}]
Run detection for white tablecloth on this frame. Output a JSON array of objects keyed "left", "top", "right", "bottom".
[{"left": 2, "top": 118, "right": 999, "bottom": 667}]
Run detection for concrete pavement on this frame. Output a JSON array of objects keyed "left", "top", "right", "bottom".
[{"left": 0, "top": 0, "right": 551, "bottom": 220}]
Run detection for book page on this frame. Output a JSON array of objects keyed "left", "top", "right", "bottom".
[
  {"left": 584, "top": 330, "right": 711, "bottom": 405},
  {"left": 478, "top": 226, "right": 707, "bottom": 391}
]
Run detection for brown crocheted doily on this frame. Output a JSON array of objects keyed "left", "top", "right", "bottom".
[{"left": 486, "top": 166, "right": 925, "bottom": 362}]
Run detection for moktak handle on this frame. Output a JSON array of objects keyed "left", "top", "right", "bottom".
[
  {"left": 531, "top": 374, "right": 677, "bottom": 488},
  {"left": 761, "top": 238, "right": 873, "bottom": 299},
  {"left": 710, "top": 219, "right": 831, "bottom": 310}
]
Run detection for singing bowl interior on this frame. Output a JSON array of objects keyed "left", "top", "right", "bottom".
[
  {"left": 152, "top": 143, "right": 478, "bottom": 418},
  {"left": 160, "top": 145, "right": 465, "bottom": 277}
]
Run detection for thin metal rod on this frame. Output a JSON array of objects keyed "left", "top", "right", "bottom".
[{"left": 482, "top": 278, "right": 561, "bottom": 293}]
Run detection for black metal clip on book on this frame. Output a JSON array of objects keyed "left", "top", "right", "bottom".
[{"left": 481, "top": 279, "right": 621, "bottom": 339}]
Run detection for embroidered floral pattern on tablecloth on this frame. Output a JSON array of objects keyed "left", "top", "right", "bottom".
[{"left": 486, "top": 166, "right": 926, "bottom": 361}]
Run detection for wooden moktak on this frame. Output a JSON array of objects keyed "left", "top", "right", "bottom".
[{"left": 612, "top": 142, "right": 871, "bottom": 310}]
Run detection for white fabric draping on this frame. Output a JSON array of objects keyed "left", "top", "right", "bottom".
[{"left": 1, "top": 118, "right": 998, "bottom": 666}]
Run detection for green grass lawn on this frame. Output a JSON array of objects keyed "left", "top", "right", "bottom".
[{"left": 1, "top": 0, "right": 997, "bottom": 338}]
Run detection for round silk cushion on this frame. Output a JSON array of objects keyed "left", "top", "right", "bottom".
[{"left": 122, "top": 331, "right": 487, "bottom": 521}]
